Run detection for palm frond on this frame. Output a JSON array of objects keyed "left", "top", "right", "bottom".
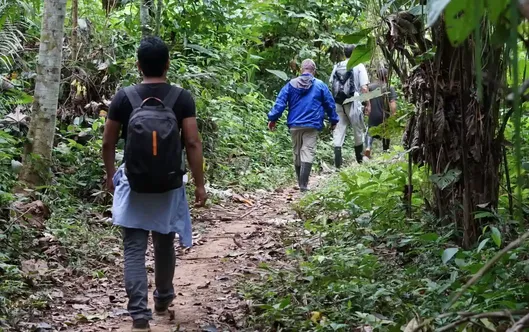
[
  {"left": 0, "top": 0, "right": 25, "bottom": 71},
  {"left": 0, "top": 22, "right": 24, "bottom": 70}
]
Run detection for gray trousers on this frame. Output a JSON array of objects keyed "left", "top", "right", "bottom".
[
  {"left": 333, "top": 102, "right": 365, "bottom": 147},
  {"left": 290, "top": 127, "right": 318, "bottom": 165},
  {"left": 123, "top": 227, "right": 176, "bottom": 321}
]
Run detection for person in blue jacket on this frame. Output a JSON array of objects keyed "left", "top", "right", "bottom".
[{"left": 268, "top": 59, "right": 339, "bottom": 191}]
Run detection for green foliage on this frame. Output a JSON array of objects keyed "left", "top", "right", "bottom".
[
  {"left": 1, "top": 0, "right": 528, "bottom": 329},
  {"left": 0, "top": 131, "right": 19, "bottom": 206},
  {"left": 347, "top": 38, "right": 375, "bottom": 70},
  {"left": 0, "top": 0, "right": 26, "bottom": 70},
  {"left": 243, "top": 161, "right": 529, "bottom": 331},
  {"left": 425, "top": 0, "right": 516, "bottom": 46},
  {"left": 0, "top": 116, "right": 120, "bottom": 327}
]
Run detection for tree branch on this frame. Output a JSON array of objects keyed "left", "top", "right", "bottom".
[
  {"left": 438, "top": 311, "right": 528, "bottom": 332},
  {"left": 506, "top": 78, "right": 529, "bottom": 104},
  {"left": 445, "top": 231, "right": 529, "bottom": 309},
  {"left": 498, "top": 79, "right": 529, "bottom": 140},
  {"left": 507, "top": 312, "right": 529, "bottom": 332}
]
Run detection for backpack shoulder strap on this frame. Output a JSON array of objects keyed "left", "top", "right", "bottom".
[
  {"left": 345, "top": 68, "right": 354, "bottom": 80},
  {"left": 123, "top": 86, "right": 143, "bottom": 109},
  {"left": 163, "top": 86, "right": 183, "bottom": 110}
]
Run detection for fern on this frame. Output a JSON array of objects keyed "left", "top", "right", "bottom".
[{"left": 0, "top": 0, "right": 25, "bottom": 71}]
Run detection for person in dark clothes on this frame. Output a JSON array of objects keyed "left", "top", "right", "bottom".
[
  {"left": 103, "top": 36, "right": 207, "bottom": 332},
  {"left": 364, "top": 67, "right": 397, "bottom": 158}
]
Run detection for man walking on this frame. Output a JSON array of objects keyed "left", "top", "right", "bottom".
[
  {"left": 102, "top": 36, "right": 207, "bottom": 332},
  {"left": 364, "top": 67, "right": 397, "bottom": 158},
  {"left": 268, "top": 59, "right": 338, "bottom": 191},
  {"left": 329, "top": 44, "right": 370, "bottom": 167}
]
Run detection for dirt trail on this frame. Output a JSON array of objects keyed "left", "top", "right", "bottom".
[{"left": 64, "top": 183, "right": 307, "bottom": 332}]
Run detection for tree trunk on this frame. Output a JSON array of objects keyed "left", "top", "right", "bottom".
[
  {"left": 102, "top": 0, "right": 118, "bottom": 13},
  {"left": 395, "top": 17, "right": 504, "bottom": 248},
  {"left": 431, "top": 23, "right": 502, "bottom": 248},
  {"left": 19, "top": 0, "right": 67, "bottom": 187},
  {"left": 154, "top": 0, "right": 162, "bottom": 36},
  {"left": 71, "top": 0, "right": 78, "bottom": 59},
  {"left": 140, "top": 0, "right": 152, "bottom": 37}
]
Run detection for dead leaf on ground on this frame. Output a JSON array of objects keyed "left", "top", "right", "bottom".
[
  {"left": 21, "top": 259, "right": 48, "bottom": 276},
  {"left": 72, "top": 304, "right": 92, "bottom": 311},
  {"left": 197, "top": 281, "right": 211, "bottom": 289},
  {"left": 67, "top": 296, "right": 90, "bottom": 305},
  {"left": 215, "top": 275, "right": 230, "bottom": 282},
  {"left": 109, "top": 308, "right": 128, "bottom": 318},
  {"left": 232, "top": 234, "right": 243, "bottom": 248},
  {"left": 76, "top": 312, "right": 108, "bottom": 322},
  {"left": 202, "top": 324, "right": 219, "bottom": 332},
  {"left": 231, "top": 194, "right": 254, "bottom": 206},
  {"left": 12, "top": 200, "right": 50, "bottom": 229}
]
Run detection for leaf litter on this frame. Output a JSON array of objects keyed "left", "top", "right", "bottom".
[{"left": 34, "top": 179, "right": 310, "bottom": 331}]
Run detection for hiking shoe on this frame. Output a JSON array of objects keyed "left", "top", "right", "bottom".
[
  {"left": 132, "top": 319, "right": 151, "bottom": 332},
  {"left": 364, "top": 149, "right": 371, "bottom": 159},
  {"left": 299, "top": 162, "right": 312, "bottom": 192},
  {"left": 354, "top": 144, "right": 364, "bottom": 163},
  {"left": 154, "top": 303, "right": 169, "bottom": 315}
]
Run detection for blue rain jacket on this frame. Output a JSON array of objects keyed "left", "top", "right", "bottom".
[{"left": 268, "top": 74, "right": 338, "bottom": 130}]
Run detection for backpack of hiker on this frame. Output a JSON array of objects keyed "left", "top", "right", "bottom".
[
  {"left": 123, "top": 85, "right": 184, "bottom": 193},
  {"left": 331, "top": 64, "right": 356, "bottom": 105}
]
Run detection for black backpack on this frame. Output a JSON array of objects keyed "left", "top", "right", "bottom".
[
  {"left": 123, "top": 85, "right": 184, "bottom": 193},
  {"left": 331, "top": 65, "right": 356, "bottom": 104}
]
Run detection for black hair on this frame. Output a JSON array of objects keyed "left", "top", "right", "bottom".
[
  {"left": 344, "top": 44, "right": 356, "bottom": 58},
  {"left": 377, "top": 67, "right": 388, "bottom": 82},
  {"left": 137, "top": 36, "right": 169, "bottom": 77}
]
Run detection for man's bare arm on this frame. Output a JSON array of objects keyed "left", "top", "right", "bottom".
[
  {"left": 390, "top": 100, "right": 397, "bottom": 116},
  {"left": 182, "top": 117, "right": 207, "bottom": 206},
  {"left": 102, "top": 119, "right": 121, "bottom": 190},
  {"left": 361, "top": 84, "right": 371, "bottom": 114},
  {"left": 182, "top": 117, "right": 205, "bottom": 187}
]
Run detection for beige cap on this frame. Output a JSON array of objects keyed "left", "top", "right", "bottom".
[{"left": 301, "top": 59, "right": 316, "bottom": 72}]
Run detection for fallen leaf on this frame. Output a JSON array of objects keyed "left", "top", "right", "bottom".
[
  {"left": 21, "top": 259, "right": 48, "bottom": 276},
  {"left": 403, "top": 318, "right": 421, "bottom": 332},
  {"left": 215, "top": 276, "right": 230, "bottom": 282},
  {"left": 67, "top": 296, "right": 90, "bottom": 305},
  {"left": 197, "top": 281, "right": 211, "bottom": 289},
  {"left": 310, "top": 311, "right": 322, "bottom": 324},
  {"left": 232, "top": 194, "right": 254, "bottom": 206},
  {"left": 72, "top": 304, "right": 92, "bottom": 311},
  {"left": 202, "top": 324, "right": 218, "bottom": 332},
  {"left": 109, "top": 308, "right": 128, "bottom": 317},
  {"left": 36, "top": 322, "right": 52, "bottom": 330},
  {"left": 168, "top": 309, "right": 175, "bottom": 321},
  {"left": 76, "top": 312, "right": 108, "bottom": 322},
  {"left": 233, "top": 235, "right": 243, "bottom": 248}
]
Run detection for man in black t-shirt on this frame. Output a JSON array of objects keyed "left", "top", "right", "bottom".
[
  {"left": 102, "top": 37, "right": 206, "bottom": 332},
  {"left": 364, "top": 67, "right": 397, "bottom": 158}
]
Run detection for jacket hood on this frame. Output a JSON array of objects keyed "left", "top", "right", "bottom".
[{"left": 289, "top": 74, "right": 314, "bottom": 93}]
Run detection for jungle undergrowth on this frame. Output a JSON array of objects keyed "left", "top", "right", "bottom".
[
  {"left": 0, "top": 113, "right": 343, "bottom": 328},
  {"left": 242, "top": 149, "right": 529, "bottom": 332}
]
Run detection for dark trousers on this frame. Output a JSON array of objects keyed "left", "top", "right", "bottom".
[
  {"left": 365, "top": 131, "right": 390, "bottom": 151},
  {"left": 122, "top": 227, "right": 176, "bottom": 321}
]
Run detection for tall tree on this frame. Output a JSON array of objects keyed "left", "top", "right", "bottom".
[
  {"left": 71, "top": 0, "right": 78, "bottom": 58},
  {"left": 140, "top": 0, "right": 152, "bottom": 37},
  {"left": 154, "top": 0, "right": 162, "bottom": 36},
  {"left": 19, "top": 0, "right": 67, "bottom": 186},
  {"left": 380, "top": 0, "right": 511, "bottom": 248}
]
